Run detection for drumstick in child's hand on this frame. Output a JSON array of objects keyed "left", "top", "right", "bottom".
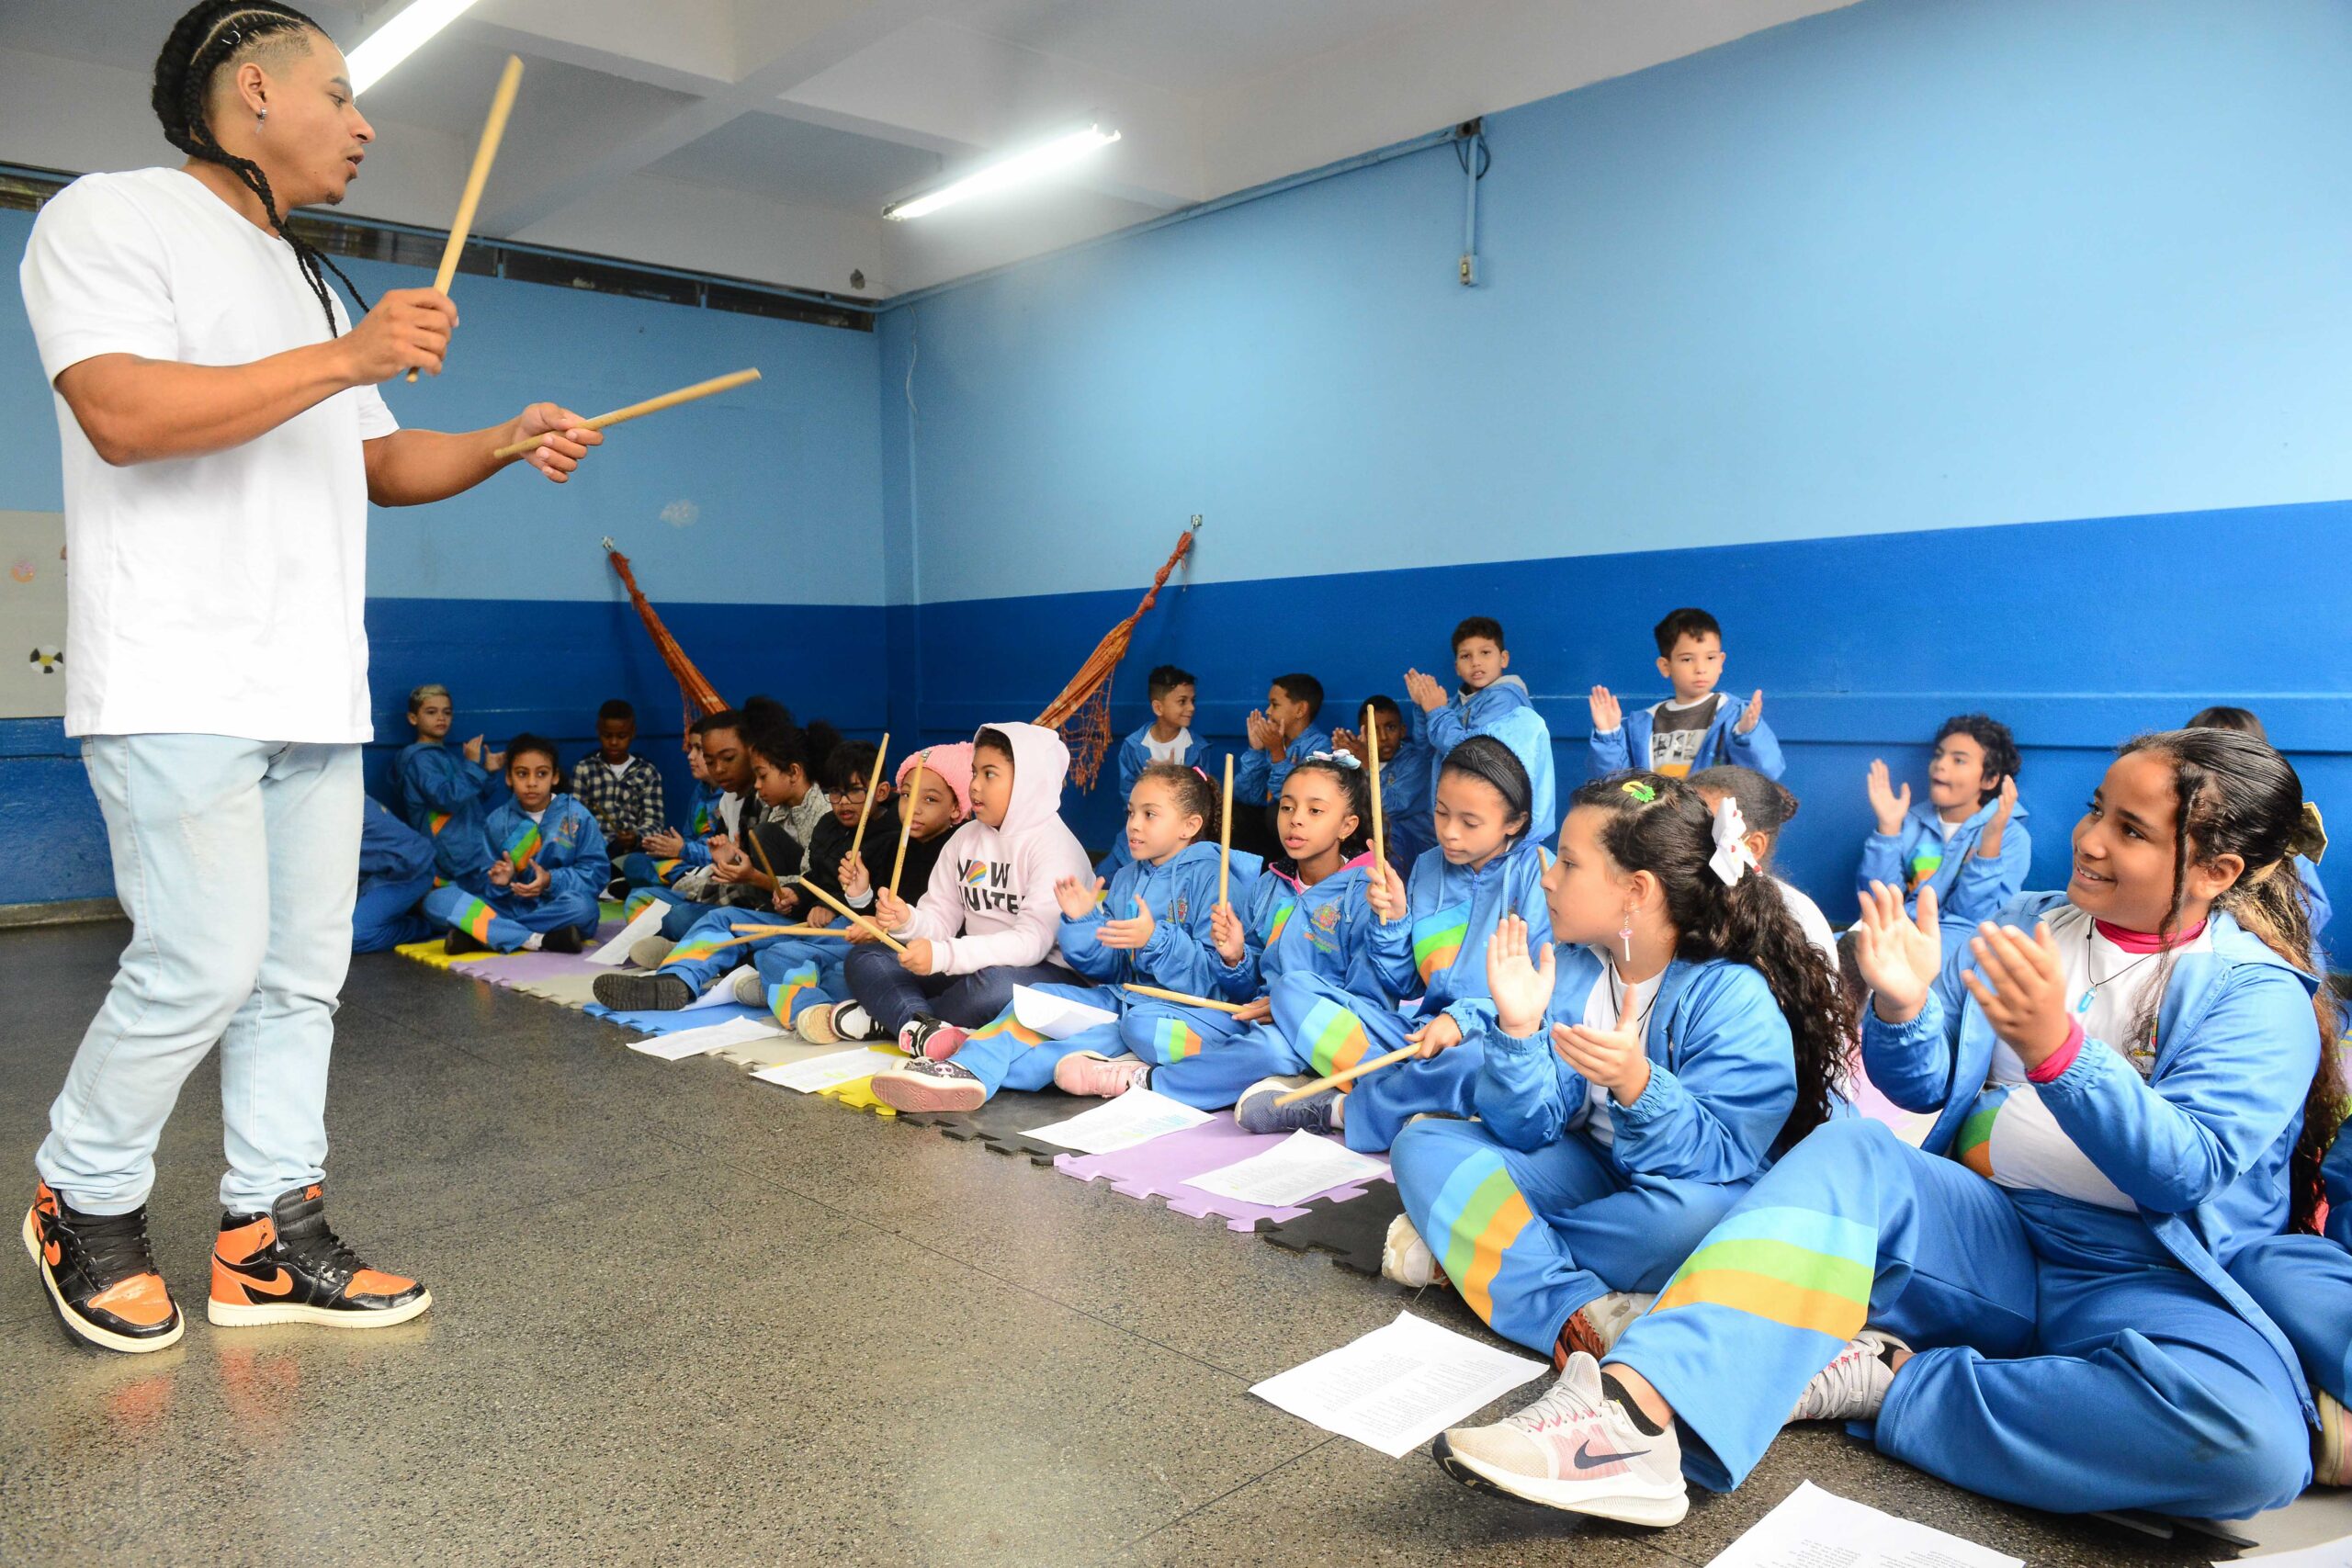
[
  {"left": 892, "top": 750, "right": 930, "bottom": 896},
  {"left": 1272, "top": 1043, "right": 1419, "bottom": 1106},
  {"left": 1218, "top": 752, "right": 1234, "bottom": 911},
  {"left": 1365, "top": 703, "right": 1385, "bottom": 918},
  {"left": 794, "top": 875, "right": 908, "bottom": 953},
  {"left": 1122, "top": 982, "right": 1248, "bottom": 1015},
  {"left": 851, "top": 733, "right": 890, "bottom": 858}
]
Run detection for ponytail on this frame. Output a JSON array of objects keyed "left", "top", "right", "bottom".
[{"left": 2119, "top": 729, "right": 2344, "bottom": 1233}]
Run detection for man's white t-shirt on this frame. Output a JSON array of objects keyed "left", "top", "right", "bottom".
[{"left": 19, "top": 168, "right": 397, "bottom": 742}]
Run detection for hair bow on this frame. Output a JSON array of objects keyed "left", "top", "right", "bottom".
[{"left": 1709, "top": 796, "right": 1759, "bottom": 887}]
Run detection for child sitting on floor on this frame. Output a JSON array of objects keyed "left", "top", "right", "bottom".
[
  {"left": 1857, "top": 712, "right": 2028, "bottom": 924},
  {"left": 1589, "top": 608, "right": 1781, "bottom": 782},
  {"left": 1383, "top": 773, "right": 1851, "bottom": 1369},
  {"left": 1057, "top": 753, "right": 1387, "bottom": 1110},
  {"left": 354, "top": 795, "right": 435, "bottom": 954},
  {"left": 1408, "top": 615, "right": 1556, "bottom": 843},
  {"left": 1236, "top": 736, "right": 1554, "bottom": 1152},
  {"left": 639, "top": 714, "right": 838, "bottom": 942},
  {"left": 571, "top": 698, "right": 664, "bottom": 878},
  {"left": 424, "top": 734, "right": 607, "bottom": 954},
  {"left": 1688, "top": 766, "right": 1839, "bottom": 968},
  {"left": 392, "top": 682, "right": 508, "bottom": 886},
  {"left": 872, "top": 761, "right": 1245, "bottom": 1111},
  {"left": 628, "top": 721, "right": 723, "bottom": 886},
  {"left": 596, "top": 733, "right": 909, "bottom": 1014},
  {"left": 1434, "top": 727, "right": 2333, "bottom": 1528},
  {"left": 1333, "top": 695, "right": 1434, "bottom": 877},
  {"left": 819, "top": 723, "right": 1094, "bottom": 1062},
  {"left": 780, "top": 743, "right": 973, "bottom": 1041}
]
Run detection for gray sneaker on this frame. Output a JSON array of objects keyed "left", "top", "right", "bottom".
[
  {"left": 1235, "top": 1077, "right": 1337, "bottom": 1135},
  {"left": 1787, "top": 1329, "right": 1907, "bottom": 1424},
  {"left": 730, "top": 967, "right": 764, "bottom": 1008}
]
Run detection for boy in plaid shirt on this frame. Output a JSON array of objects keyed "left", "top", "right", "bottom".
[{"left": 570, "top": 700, "right": 664, "bottom": 877}]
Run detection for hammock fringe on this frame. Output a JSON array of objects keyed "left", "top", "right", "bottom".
[
  {"left": 605, "top": 544, "right": 728, "bottom": 744},
  {"left": 1033, "top": 526, "right": 1195, "bottom": 790}
]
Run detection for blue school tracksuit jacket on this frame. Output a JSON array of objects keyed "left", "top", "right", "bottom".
[
  {"left": 1234, "top": 725, "right": 1333, "bottom": 807},
  {"left": 1424, "top": 677, "right": 1555, "bottom": 843},
  {"left": 1210, "top": 852, "right": 1389, "bottom": 1005},
  {"left": 393, "top": 740, "right": 508, "bottom": 884},
  {"left": 1278, "top": 836, "right": 1554, "bottom": 1154},
  {"left": 1587, "top": 696, "right": 1784, "bottom": 781},
  {"left": 1871, "top": 891, "right": 2324, "bottom": 1413},
  {"left": 1059, "top": 840, "right": 1258, "bottom": 999},
  {"left": 1855, "top": 796, "right": 2032, "bottom": 925},
  {"left": 1388, "top": 949, "right": 1804, "bottom": 1354},
  {"left": 355, "top": 795, "right": 435, "bottom": 953}
]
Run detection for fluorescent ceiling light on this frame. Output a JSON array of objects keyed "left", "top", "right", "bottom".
[
  {"left": 883, "top": 123, "right": 1122, "bottom": 220},
  {"left": 346, "top": 0, "right": 486, "bottom": 95}
]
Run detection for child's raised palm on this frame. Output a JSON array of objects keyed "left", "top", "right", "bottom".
[
  {"left": 1055, "top": 875, "right": 1102, "bottom": 921},
  {"left": 1485, "top": 913, "right": 1556, "bottom": 1037},
  {"left": 1589, "top": 686, "right": 1622, "bottom": 732},
  {"left": 1853, "top": 881, "right": 1941, "bottom": 1021},
  {"left": 1403, "top": 669, "right": 1447, "bottom": 714},
  {"left": 1865, "top": 760, "right": 1911, "bottom": 836}
]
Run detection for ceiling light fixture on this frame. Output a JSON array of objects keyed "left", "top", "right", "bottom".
[
  {"left": 882, "top": 122, "right": 1121, "bottom": 220},
  {"left": 346, "top": 0, "right": 488, "bottom": 95}
]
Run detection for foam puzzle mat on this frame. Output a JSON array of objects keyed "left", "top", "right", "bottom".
[
  {"left": 1055, "top": 1118, "right": 1393, "bottom": 1233},
  {"left": 380, "top": 909, "right": 2352, "bottom": 1559}
]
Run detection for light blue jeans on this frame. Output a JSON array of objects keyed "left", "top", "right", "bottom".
[{"left": 39, "top": 736, "right": 360, "bottom": 1216}]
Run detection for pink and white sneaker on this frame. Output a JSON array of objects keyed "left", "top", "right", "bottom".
[
  {"left": 1053, "top": 1052, "right": 1153, "bottom": 1098},
  {"left": 1432, "top": 1352, "right": 1687, "bottom": 1526}
]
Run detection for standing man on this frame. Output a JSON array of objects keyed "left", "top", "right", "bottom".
[{"left": 17, "top": 1, "right": 601, "bottom": 1352}]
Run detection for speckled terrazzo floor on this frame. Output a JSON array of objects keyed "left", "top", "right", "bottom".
[{"left": 0, "top": 919, "right": 2336, "bottom": 1565}]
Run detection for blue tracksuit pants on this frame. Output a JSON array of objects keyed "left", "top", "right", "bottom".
[{"left": 1270, "top": 970, "right": 1481, "bottom": 1153}]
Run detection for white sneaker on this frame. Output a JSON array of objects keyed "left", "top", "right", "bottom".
[
  {"left": 730, "top": 967, "right": 764, "bottom": 1008},
  {"left": 1787, "top": 1329, "right": 1907, "bottom": 1424},
  {"left": 1382, "top": 1214, "right": 1442, "bottom": 1288},
  {"left": 1433, "top": 1352, "right": 1687, "bottom": 1525}
]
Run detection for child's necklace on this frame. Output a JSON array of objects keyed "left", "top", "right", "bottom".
[{"left": 2075, "top": 924, "right": 2165, "bottom": 1015}]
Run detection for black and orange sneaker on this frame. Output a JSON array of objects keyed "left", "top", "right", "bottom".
[
  {"left": 21, "top": 1181, "right": 184, "bottom": 1353},
  {"left": 208, "top": 1183, "right": 431, "bottom": 1330}
]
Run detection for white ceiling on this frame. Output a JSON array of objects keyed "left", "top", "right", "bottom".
[{"left": 0, "top": 0, "right": 1860, "bottom": 299}]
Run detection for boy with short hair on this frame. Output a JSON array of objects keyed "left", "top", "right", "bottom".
[
  {"left": 1334, "top": 694, "right": 1435, "bottom": 876},
  {"left": 1235, "top": 671, "right": 1330, "bottom": 823},
  {"left": 1101, "top": 664, "right": 1209, "bottom": 874},
  {"left": 1858, "top": 713, "right": 2029, "bottom": 923},
  {"left": 1406, "top": 615, "right": 1556, "bottom": 841},
  {"left": 569, "top": 699, "right": 663, "bottom": 863},
  {"left": 1588, "top": 607, "right": 1782, "bottom": 780},
  {"left": 422, "top": 735, "right": 607, "bottom": 954},
  {"left": 392, "top": 682, "right": 509, "bottom": 884}
]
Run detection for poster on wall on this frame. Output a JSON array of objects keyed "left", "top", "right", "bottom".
[{"left": 0, "top": 511, "right": 68, "bottom": 720}]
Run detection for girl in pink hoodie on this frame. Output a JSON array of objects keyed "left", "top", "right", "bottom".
[{"left": 835, "top": 723, "right": 1097, "bottom": 1073}]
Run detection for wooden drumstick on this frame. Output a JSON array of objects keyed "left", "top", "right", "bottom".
[
  {"left": 409, "top": 54, "right": 522, "bottom": 382},
  {"left": 491, "top": 368, "right": 763, "bottom": 459}
]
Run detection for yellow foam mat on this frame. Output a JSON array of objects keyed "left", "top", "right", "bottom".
[{"left": 392, "top": 939, "right": 486, "bottom": 971}]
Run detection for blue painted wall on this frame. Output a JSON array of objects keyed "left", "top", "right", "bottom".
[
  {"left": 0, "top": 207, "right": 888, "bottom": 905},
  {"left": 876, "top": 0, "right": 2352, "bottom": 921}
]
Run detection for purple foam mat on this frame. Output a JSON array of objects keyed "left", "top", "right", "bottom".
[
  {"left": 462, "top": 948, "right": 608, "bottom": 987},
  {"left": 582, "top": 999, "right": 771, "bottom": 1036},
  {"left": 1053, "top": 1115, "right": 1392, "bottom": 1233}
]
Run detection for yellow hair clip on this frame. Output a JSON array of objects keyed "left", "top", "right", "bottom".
[{"left": 1619, "top": 780, "right": 1659, "bottom": 804}]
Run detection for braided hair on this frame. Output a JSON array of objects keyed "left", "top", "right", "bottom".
[{"left": 153, "top": 3, "right": 368, "bottom": 336}]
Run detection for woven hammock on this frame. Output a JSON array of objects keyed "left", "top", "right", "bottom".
[
  {"left": 604, "top": 539, "right": 727, "bottom": 739},
  {"left": 1033, "top": 525, "right": 1195, "bottom": 790}
]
